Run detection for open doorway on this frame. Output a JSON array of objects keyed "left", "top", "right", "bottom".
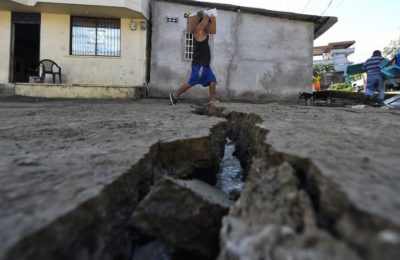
[{"left": 10, "top": 13, "right": 40, "bottom": 83}]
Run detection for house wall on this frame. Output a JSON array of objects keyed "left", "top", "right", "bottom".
[
  {"left": 331, "top": 48, "right": 354, "bottom": 72},
  {"left": 149, "top": 2, "right": 314, "bottom": 101},
  {"left": 40, "top": 13, "right": 147, "bottom": 85},
  {"left": 0, "top": 11, "right": 11, "bottom": 84}
]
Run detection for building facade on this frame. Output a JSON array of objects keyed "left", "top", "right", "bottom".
[
  {"left": 149, "top": 0, "right": 336, "bottom": 101},
  {"left": 0, "top": 0, "right": 149, "bottom": 88},
  {"left": 313, "top": 41, "right": 355, "bottom": 72},
  {"left": 0, "top": 0, "right": 337, "bottom": 100}
]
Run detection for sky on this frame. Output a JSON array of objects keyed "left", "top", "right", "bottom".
[{"left": 196, "top": 0, "right": 400, "bottom": 63}]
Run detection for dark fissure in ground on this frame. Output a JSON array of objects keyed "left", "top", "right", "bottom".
[
  {"left": 131, "top": 118, "right": 246, "bottom": 260},
  {"left": 6, "top": 105, "right": 400, "bottom": 260}
]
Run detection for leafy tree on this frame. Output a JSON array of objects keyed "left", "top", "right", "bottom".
[
  {"left": 313, "top": 64, "right": 335, "bottom": 76},
  {"left": 383, "top": 37, "right": 400, "bottom": 58}
]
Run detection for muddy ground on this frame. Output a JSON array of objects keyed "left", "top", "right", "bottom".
[{"left": 0, "top": 98, "right": 399, "bottom": 260}]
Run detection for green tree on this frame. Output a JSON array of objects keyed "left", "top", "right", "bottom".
[
  {"left": 383, "top": 37, "right": 400, "bottom": 58},
  {"left": 350, "top": 74, "right": 363, "bottom": 81},
  {"left": 313, "top": 64, "right": 335, "bottom": 76}
]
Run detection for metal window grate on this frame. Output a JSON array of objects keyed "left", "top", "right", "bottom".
[
  {"left": 166, "top": 17, "right": 179, "bottom": 23},
  {"left": 71, "top": 16, "right": 121, "bottom": 57},
  {"left": 184, "top": 33, "right": 194, "bottom": 61}
]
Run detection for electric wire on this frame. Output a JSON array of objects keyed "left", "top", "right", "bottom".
[
  {"left": 320, "top": 0, "right": 334, "bottom": 16},
  {"left": 301, "top": 0, "right": 312, "bottom": 13},
  {"left": 335, "top": 0, "right": 345, "bottom": 9}
]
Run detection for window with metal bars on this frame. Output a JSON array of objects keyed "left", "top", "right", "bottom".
[
  {"left": 70, "top": 16, "right": 121, "bottom": 57},
  {"left": 184, "top": 33, "right": 194, "bottom": 61},
  {"left": 184, "top": 34, "right": 213, "bottom": 61}
]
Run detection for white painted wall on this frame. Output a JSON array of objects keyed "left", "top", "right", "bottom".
[
  {"left": 40, "top": 13, "right": 147, "bottom": 85},
  {"left": 331, "top": 49, "right": 354, "bottom": 72},
  {"left": 0, "top": 11, "right": 11, "bottom": 84},
  {"left": 149, "top": 2, "right": 314, "bottom": 101}
]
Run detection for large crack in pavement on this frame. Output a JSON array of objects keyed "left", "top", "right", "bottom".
[
  {"left": 3, "top": 102, "right": 400, "bottom": 260},
  {"left": 204, "top": 105, "right": 400, "bottom": 260}
]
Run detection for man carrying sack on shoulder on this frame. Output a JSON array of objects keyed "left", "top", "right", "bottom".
[{"left": 169, "top": 10, "right": 217, "bottom": 105}]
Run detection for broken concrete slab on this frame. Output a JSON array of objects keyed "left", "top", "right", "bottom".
[
  {"left": 1, "top": 98, "right": 400, "bottom": 260},
  {"left": 131, "top": 177, "right": 232, "bottom": 258},
  {"left": 206, "top": 103, "right": 400, "bottom": 260},
  {"left": 0, "top": 99, "right": 225, "bottom": 260},
  {"left": 218, "top": 161, "right": 361, "bottom": 260}
]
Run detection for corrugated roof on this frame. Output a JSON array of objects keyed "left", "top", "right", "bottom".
[{"left": 155, "top": 0, "right": 337, "bottom": 39}]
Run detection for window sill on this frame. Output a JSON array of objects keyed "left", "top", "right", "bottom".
[{"left": 68, "top": 55, "right": 121, "bottom": 59}]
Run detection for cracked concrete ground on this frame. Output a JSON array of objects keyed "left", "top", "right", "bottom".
[
  {"left": 1, "top": 98, "right": 400, "bottom": 259},
  {"left": 216, "top": 102, "right": 400, "bottom": 229}
]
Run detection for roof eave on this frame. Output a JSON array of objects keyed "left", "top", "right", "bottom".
[
  {"left": 154, "top": 0, "right": 337, "bottom": 39},
  {"left": 313, "top": 16, "right": 338, "bottom": 40}
]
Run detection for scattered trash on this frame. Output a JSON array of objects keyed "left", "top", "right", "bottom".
[
  {"left": 383, "top": 95, "right": 400, "bottom": 109},
  {"left": 352, "top": 105, "right": 367, "bottom": 109},
  {"left": 313, "top": 98, "right": 333, "bottom": 106}
]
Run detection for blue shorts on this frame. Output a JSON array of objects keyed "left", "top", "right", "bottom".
[{"left": 187, "top": 65, "right": 217, "bottom": 87}]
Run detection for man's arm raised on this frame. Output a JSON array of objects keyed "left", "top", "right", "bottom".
[{"left": 194, "top": 11, "right": 209, "bottom": 41}]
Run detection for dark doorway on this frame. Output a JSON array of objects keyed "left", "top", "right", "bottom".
[{"left": 10, "top": 13, "right": 40, "bottom": 83}]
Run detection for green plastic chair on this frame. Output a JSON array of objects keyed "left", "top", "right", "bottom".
[
  {"left": 381, "top": 65, "right": 400, "bottom": 80},
  {"left": 345, "top": 63, "right": 366, "bottom": 75}
]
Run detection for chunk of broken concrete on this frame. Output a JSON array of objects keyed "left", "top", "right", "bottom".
[{"left": 130, "top": 177, "right": 233, "bottom": 258}]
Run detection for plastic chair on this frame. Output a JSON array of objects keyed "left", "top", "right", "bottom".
[
  {"left": 344, "top": 63, "right": 366, "bottom": 75},
  {"left": 39, "top": 59, "right": 62, "bottom": 84},
  {"left": 378, "top": 59, "right": 391, "bottom": 69},
  {"left": 381, "top": 65, "right": 400, "bottom": 80}
]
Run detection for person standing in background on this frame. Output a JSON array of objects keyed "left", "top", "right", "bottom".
[
  {"left": 390, "top": 50, "right": 400, "bottom": 67},
  {"left": 363, "top": 50, "right": 385, "bottom": 105}
]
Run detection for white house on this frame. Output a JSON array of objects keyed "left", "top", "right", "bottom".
[
  {"left": 0, "top": 0, "right": 150, "bottom": 98},
  {"left": 313, "top": 41, "right": 355, "bottom": 72}
]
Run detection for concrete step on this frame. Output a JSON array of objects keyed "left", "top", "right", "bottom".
[
  {"left": 14, "top": 83, "right": 145, "bottom": 99},
  {"left": 0, "top": 84, "right": 15, "bottom": 97}
]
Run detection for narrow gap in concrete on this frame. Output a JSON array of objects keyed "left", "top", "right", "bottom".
[
  {"left": 292, "top": 163, "right": 339, "bottom": 236},
  {"left": 204, "top": 106, "right": 400, "bottom": 260},
  {"left": 292, "top": 162, "right": 373, "bottom": 258},
  {"left": 184, "top": 167, "right": 217, "bottom": 186},
  {"left": 130, "top": 122, "right": 243, "bottom": 260}
]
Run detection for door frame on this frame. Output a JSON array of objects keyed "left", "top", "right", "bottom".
[{"left": 9, "top": 12, "right": 41, "bottom": 83}]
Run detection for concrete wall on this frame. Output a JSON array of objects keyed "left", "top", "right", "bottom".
[
  {"left": 0, "top": 11, "right": 11, "bottom": 84},
  {"left": 40, "top": 13, "right": 147, "bottom": 86},
  {"left": 149, "top": 2, "right": 314, "bottom": 101}
]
